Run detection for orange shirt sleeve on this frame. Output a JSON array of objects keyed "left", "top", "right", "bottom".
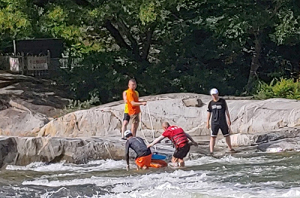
[{"left": 126, "top": 90, "right": 135, "bottom": 105}]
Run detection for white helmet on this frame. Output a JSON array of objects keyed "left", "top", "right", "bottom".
[{"left": 124, "top": 130, "right": 132, "bottom": 138}]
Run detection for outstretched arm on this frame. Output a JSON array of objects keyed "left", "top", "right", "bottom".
[
  {"left": 148, "top": 135, "right": 165, "bottom": 147},
  {"left": 125, "top": 142, "right": 130, "bottom": 170},
  {"left": 130, "top": 100, "right": 147, "bottom": 106},
  {"left": 185, "top": 133, "right": 198, "bottom": 146}
]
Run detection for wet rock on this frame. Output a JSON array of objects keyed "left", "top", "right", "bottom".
[
  {"left": 257, "top": 138, "right": 300, "bottom": 152},
  {"left": 254, "top": 128, "right": 300, "bottom": 152},
  {"left": 219, "top": 133, "right": 258, "bottom": 147},
  {"left": 0, "top": 137, "right": 18, "bottom": 167},
  {"left": 255, "top": 128, "right": 300, "bottom": 143},
  {"left": 0, "top": 136, "right": 127, "bottom": 168}
]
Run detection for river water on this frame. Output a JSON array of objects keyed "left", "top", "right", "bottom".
[{"left": 1, "top": 152, "right": 300, "bottom": 198}]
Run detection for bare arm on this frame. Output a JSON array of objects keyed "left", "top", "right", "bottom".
[
  {"left": 207, "top": 112, "right": 211, "bottom": 129},
  {"left": 225, "top": 102, "right": 231, "bottom": 126},
  {"left": 185, "top": 133, "right": 197, "bottom": 146},
  {"left": 125, "top": 142, "right": 130, "bottom": 170},
  {"left": 148, "top": 135, "right": 165, "bottom": 147},
  {"left": 226, "top": 109, "right": 231, "bottom": 126},
  {"left": 123, "top": 91, "right": 127, "bottom": 103},
  {"left": 130, "top": 100, "right": 147, "bottom": 106}
]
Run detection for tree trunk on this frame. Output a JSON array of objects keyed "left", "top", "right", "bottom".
[{"left": 245, "top": 32, "right": 262, "bottom": 93}]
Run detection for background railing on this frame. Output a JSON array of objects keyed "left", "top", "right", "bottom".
[{"left": 0, "top": 51, "right": 83, "bottom": 78}]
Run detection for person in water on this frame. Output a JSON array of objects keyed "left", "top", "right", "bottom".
[
  {"left": 207, "top": 88, "right": 234, "bottom": 154},
  {"left": 148, "top": 122, "right": 198, "bottom": 167},
  {"left": 125, "top": 79, "right": 147, "bottom": 137},
  {"left": 125, "top": 130, "right": 152, "bottom": 170},
  {"left": 121, "top": 88, "right": 139, "bottom": 140}
]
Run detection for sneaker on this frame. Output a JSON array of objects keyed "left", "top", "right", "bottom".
[{"left": 121, "top": 137, "right": 127, "bottom": 140}]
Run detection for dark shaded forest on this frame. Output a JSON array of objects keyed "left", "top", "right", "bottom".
[{"left": 1, "top": 0, "right": 300, "bottom": 103}]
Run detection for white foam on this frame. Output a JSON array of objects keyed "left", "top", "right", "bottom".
[
  {"left": 185, "top": 155, "right": 289, "bottom": 167},
  {"left": 9, "top": 156, "right": 300, "bottom": 198},
  {"left": 267, "top": 147, "right": 283, "bottom": 153},
  {"left": 23, "top": 176, "right": 120, "bottom": 187},
  {"left": 40, "top": 173, "right": 78, "bottom": 179},
  {"left": 6, "top": 162, "right": 46, "bottom": 171},
  {"left": 282, "top": 188, "right": 300, "bottom": 197},
  {"left": 28, "top": 167, "right": 300, "bottom": 198},
  {"left": 6, "top": 159, "right": 126, "bottom": 173}
]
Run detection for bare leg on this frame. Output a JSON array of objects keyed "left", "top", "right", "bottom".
[
  {"left": 210, "top": 137, "right": 216, "bottom": 153},
  {"left": 178, "top": 159, "right": 185, "bottom": 167},
  {"left": 121, "top": 120, "right": 129, "bottom": 138},
  {"left": 225, "top": 135, "right": 233, "bottom": 150},
  {"left": 171, "top": 157, "right": 185, "bottom": 167},
  {"left": 171, "top": 156, "right": 179, "bottom": 166},
  {"left": 131, "top": 122, "right": 139, "bottom": 137},
  {"left": 130, "top": 114, "right": 140, "bottom": 137}
]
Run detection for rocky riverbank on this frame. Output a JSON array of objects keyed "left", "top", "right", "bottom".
[
  {"left": 0, "top": 136, "right": 126, "bottom": 168},
  {"left": 0, "top": 72, "right": 300, "bottom": 168}
]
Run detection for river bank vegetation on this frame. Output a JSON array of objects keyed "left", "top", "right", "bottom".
[{"left": 0, "top": 0, "right": 300, "bottom": 104}]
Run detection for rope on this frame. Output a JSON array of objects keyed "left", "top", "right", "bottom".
[
  {"left": 146, "top": 104, "right": 156, "bottom": 143},
  {"left": 140, "top": 104, "right": 156, "bottom": 151},
  {"left": 141, "top": 104, "right": 174, "bottom": 152},
  {"left": 140, "top": 113, "right": 150, "bottom": 145}
]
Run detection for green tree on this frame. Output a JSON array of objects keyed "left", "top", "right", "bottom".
[
  {"left": 1, "top": 0, "right": 300, "bottom": 103},
  {"left": 0, "top": 0, "right": 32, "bottom": 50}
]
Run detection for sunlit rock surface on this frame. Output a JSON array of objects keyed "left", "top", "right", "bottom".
[{"left": 1, "top": 72, "right": 300, "bottom": 167}]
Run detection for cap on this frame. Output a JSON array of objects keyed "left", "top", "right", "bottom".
[
  {"left": 210, "top": 88, "right": 218, "bottom": 95},
  {"left": 124, "top": 130, "right": 132, "bottom": 138}
]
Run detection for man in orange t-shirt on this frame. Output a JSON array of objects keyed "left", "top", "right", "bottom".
[
  {"left": 121, "top": 89, "right": 139, "bottom": 140},
  {"left": 126, "top": 79, "right": 147, "bottom": 137}
]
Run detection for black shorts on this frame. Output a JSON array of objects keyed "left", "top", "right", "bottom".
[
  {"left": 123, "top": 113, "right": 130, "bottom": 121},
  {"left": 173, "top": 143, "right": 190, "bottom": 159},
  {"left": 211, "top": 123, "right": 229, "bottom": 137}
]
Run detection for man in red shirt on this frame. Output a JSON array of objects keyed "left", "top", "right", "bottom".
[
  {"left": 148, "top": 122, "right": 197, "bottom": 167},
  {"left": 126, "top": 79, "right": 147, "bottom": 137}
]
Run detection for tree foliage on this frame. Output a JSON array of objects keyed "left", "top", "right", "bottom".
[{"left": 0, "top": 0, "right": 300, "bottom": 103}]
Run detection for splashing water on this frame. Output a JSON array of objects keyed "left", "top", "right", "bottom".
[{"left": 2, "top": 153, "right": 300, "bottom": 197}]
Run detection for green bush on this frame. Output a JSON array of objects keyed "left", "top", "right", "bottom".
[{"left": 255, "top": 78, "right": 300, "bottom": 100}]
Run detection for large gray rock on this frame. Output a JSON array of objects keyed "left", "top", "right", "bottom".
[
  {"left": 38, "top": 93, "right": 211, "bottom": 138},
  {"left": 38, "top": 94, "right": 300, "bottom": 140},
  {"left": 0, "top": 136, "right": 127, "bottom": 168},
  {"left": 0, "top": 72, "right": 69, "bottom": 136},
  {"left": 230, "top": 98, "right": 300, "bottom": 134}
]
